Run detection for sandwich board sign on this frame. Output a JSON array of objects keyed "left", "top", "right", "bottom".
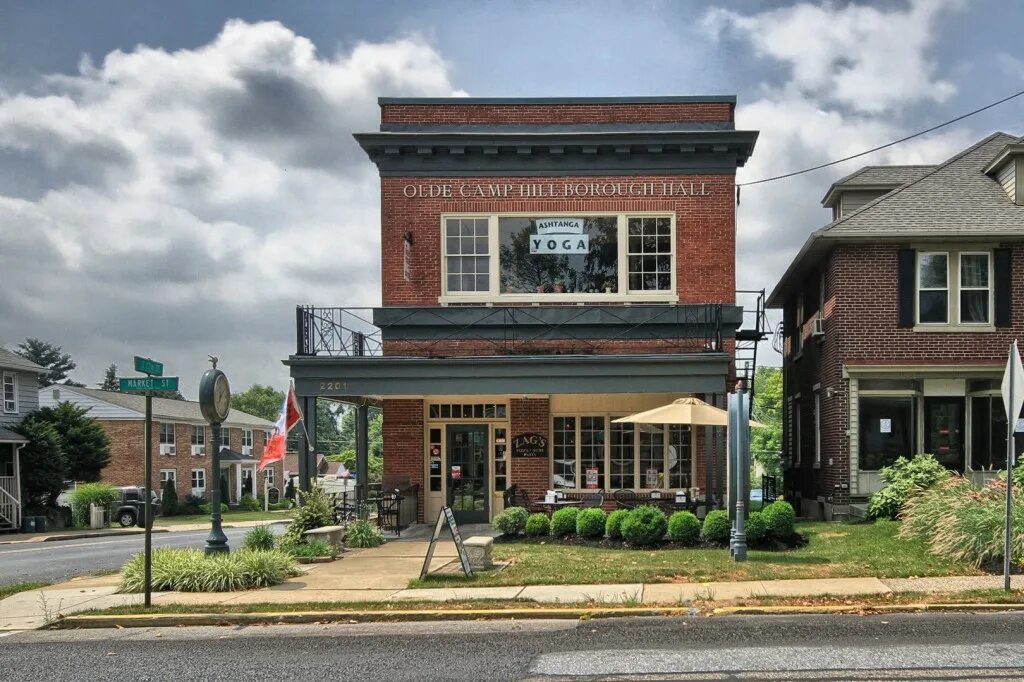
[{"left": 420, "top": 506, "right": 472, "bottom": 579}]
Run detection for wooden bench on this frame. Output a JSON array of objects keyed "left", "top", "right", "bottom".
[{"left": 303, "top": 525, "right": 346, "bottom": 553}]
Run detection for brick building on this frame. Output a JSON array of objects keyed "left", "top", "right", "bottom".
[
  {"left": 39, "top": 385, "right": 276, "bottom": 503},
  {"left": 285, "top": 96, "right": 761, "bottom": 524},
  {"left": 768, "top": 132, "right": 1024, "bottom": 520}
]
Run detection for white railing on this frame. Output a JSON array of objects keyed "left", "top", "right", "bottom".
[{"left": 0, "top": 476, "right": 20, "bottom": 531}]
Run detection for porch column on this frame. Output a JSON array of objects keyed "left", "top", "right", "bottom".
[
  {"left": 235, "top": 463, "right": 242, "bottom": 502},
  {"left": 356, "top": 401, "right": 369, "bottom": 502},
  {"left": 714, "top": 392, "right": 726, "bottom": 509},
  {"left": 298, "top": 396, "right": 313, "bottom": 492}
]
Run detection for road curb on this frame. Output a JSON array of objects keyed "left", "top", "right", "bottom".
[
  {"left": 52, "top": 606, "right": 698, "bottom": 629},
  {"left": 0, "top": 529, "right": 170, "bottom": 545},
  {"left": 712, "top": 603, "right": 1024, "bottom": 616}
]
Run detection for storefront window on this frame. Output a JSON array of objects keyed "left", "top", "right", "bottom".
[
  {"left": 627, "top": 217, "right": 672, "bottom": 291},
  {"left": 499, "top": 217, "right": 617, "bottom": 294},
  {"left": 858, "top": 397, "right": 914, "bottom": 470},
  {"left": 609, "top": 422, "right": 634, "bottom": 488},
  {"left": 639, "top": 425, "right": 665, "bottom": 488},
  {"left": 667, "top": 425, "right": 692, "bottom": 489},
  {"left": 925, "top": 397, "right": 965, "bottom": 471},
  {"left": 552, "top": 417, "right": 576, "bottom": 489},
  {"left": 580, "top": 417, "right": 605, "bottom": 489},
  {"left": 971, "top": 396, "right": 1007, "bottom": 471}
]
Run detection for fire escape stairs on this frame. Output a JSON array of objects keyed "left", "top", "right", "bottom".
[{"left": 735, "top": 289, "right": 769, "bottom": 416}]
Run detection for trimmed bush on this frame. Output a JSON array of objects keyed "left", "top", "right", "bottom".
[
  {"left": 282, "top": 538, "right": 333, "bottom": 558},
  {"left": 605, "top": 509, "right": 628, "bottom": 540},
  {"left": 667, "top": 511, "right": 701, "bottom": 545},
  {"left": 867, "top": 454, "right": 950, "bottom": 520},
  {"left": 701, "top": 510, "right": 731, "bottom": 544},
  {"left": 345, "top": 519, "right": 384, "bottom": 548},
  {"left": 199, "top": 502, "right": 229, "bottom": 515},
  {"left": 525, "top": 513, "right": 550, "bottom": 537},
  {"left": 745, "top": 510, "right": 768, "bottom": 543},
  {"left": 181, "top": 494, "right": 204, "bottom": 515},
  {"left": 161, "top": 479, "right": 179, "bottom": 517},
  {"left": 621, "top": 505, "right": 668, "bottom": 546},
  {"left": 239, "top": 493, "right": 261, "bottom": 512},
  {"left": 68, "top": 483, "right": 120, "bottom": 527},
  {"left": 493, "top": 506, "right": 529, "bottom": 536},
  {"left": 242, "top": 524, "right": 276, "bottom": 551},
  {"left": 576, "top": 507, "right": 607, "bottom": 538},
  {"left": 119, "top": 547, "right": 299, "bottom": 593},
  {"left": 762, "top": 500, "right": 796, "bottom": 539},
  {"left": 550, "top": 507, "right": 579, "bottom": 537}
]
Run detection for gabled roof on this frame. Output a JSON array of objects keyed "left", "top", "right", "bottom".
[
  {"left": 768, "top": 132, "right": 1024, "bottom": 307},
  {"left": 48, "top": 385, "right": 274, "bottom": 429},
  {"left": 0, "top": 347, "right": 47, "bottom": 374},
  {"left": 821, "top": 165, "right": 935, "bottom": 207},
  {"left": 0, "top": 426, "right": 28, "bottom": 443}
]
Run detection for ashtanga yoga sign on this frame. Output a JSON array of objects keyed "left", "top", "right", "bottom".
[{"left": 531, "top": 217, "right": 587, "bottom": 254}]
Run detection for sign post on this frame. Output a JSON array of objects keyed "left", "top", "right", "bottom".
[
  {"left": 118, "top": 357, "right": 175, "bottom": 608},
  {"left": 1001, "top": 340, "right": 1024, "bottom": 592}
]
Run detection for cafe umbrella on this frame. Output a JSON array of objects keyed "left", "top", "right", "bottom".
[{"left": 612, "top": 396, "right": 765, "bottom": 428}]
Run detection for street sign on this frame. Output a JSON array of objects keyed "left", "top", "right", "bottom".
[
  {"left": 1002, "top": 341, "right": 1024, "bottom": 425},
  {"left": 134, "top": 356, "right": 163, "bottom": 377},
  {"left": 119, "top": 377, "right": 179, "bottom": 392}
]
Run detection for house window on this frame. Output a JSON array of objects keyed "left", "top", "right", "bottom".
[
  {"left": 959, "top": 253, "right": 991, "bottom": 324},
  {"left": 220, "top": 427, "right": 230, "bottom": 450},
  {"left": 971, "top": 396, "right": 1008, "bottom": 471},
  {"left": 160, "top": 469, "right": 176, "bottom": 484},
  {"left": 191, "top": 468, "right": 206, "bottom": 493},
  {"left": 159, "top": 423, "right": 175, "bottom": 446},
  {"left": 917, "top": 252, "right": 949, "bottom": 324},
  {"left": 191, "top": 425, "right": 205, "bottom": 455},
  {"left": 813, "top": 392, "right": 821, "bottom": 467},
  {"left": 444, "top": 217, "right": 490, "bottom": 293},
  {"left": 242, "top": 429, "right": 253, "bottom": 453},
  {"left": 2, "top": 372, "right": 16, "bottom": 414},
  {"left": 552, "top": 417, "right": 577, "bottom": 489},
  {"left": 627, "top": 217, "right": 672, "bottom": 291},
  {"left": 858, "top": 397, "right": 915, "bottom": 470},
  {"left": 263, "top": 430, "right": 271, "bottom": 445},
  {"left": 265, "top": 467, "right": 275, "bottom": 486}
]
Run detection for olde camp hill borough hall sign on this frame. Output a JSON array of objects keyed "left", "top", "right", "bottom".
[{"left": 401, "top": 181, "right": 715, "bottom": 199}]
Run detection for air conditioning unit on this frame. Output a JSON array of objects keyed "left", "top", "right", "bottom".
[
  {"left": 159, "top": 443, "right": 175, "bottom": 456},
  {"left": 191, "top": 445, "right": 205, "bottom": 456},
  {"left": 811, "top": 317, "right": 825, "bottom": 338}
]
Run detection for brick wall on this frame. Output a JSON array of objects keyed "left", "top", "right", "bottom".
[
  {"left": 381, "top": 102, "right": 734, "bottom": 125},
  {"left": 382, "top": 337, "right": 712, "bottom": 358},
  {"left": 508, "top": 397, "right": 551, "bottom": 503},
  {"left": 382, "top": 399, "right": 425, "bottom": 521}
]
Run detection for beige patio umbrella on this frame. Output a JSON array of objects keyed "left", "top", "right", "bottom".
[{"left": 612, "top": 396, "right": 765, "bottom": 428}]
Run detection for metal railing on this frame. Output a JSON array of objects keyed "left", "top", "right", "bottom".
[{"left": 295, "top": 304, "right": 726, "bottom": 358}]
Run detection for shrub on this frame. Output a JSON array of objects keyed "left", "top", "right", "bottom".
[
  {"left": 281, "top": 482, "right": 333, "bottom": 546},
  {"left": 867, "top": 454, "right": 950, "bottom": 520},
  {"left": 525, "top": 513, "right": 550, "bottom": 537},
  {"left": 242, "top": 524, "right": 276, "bottom": 551},
  {"left": 493, "top": 506, "right": 529, "bottom": 536},
  {"left": 550, "top": 507, "right": 579, "bottom": 537},
  {"left": 68, "top": 483, "right": 121, "bottom": 527},
  {"left": 745, "top": 510, "right": 768, "bottom": 543},
  {"left": 761, "top": 500, "right": 796, "bottom": 539},
  {"left": 199, "top": 502, "right": 229, "bottom": 515},
  {"left": 576, "top": 508, "right": 607, "bottom": 538},
  {"left": 621, "top": 505, "right": 668, "bottom": 546},
  {"left": 119, "top": 547, "right": 299, "bottom": 592},
  {"left": 667, "top": 511, "right": 701, "bottom": 545},
  {"left": 180, "top": 494, "right": 204, "bottom": 515},
  {"left": 345, "top": 519, "right": 384, "bottom": 548},
  {"left": 605, "top": 509, "right": 628, "bottom": 540},
  {"left": 161, "top": 479, "right": 178, "bottom": 517},
  {"left": 282, "top": 538, "right": 334, "bottom": 558},
  {"left": 701, "top": 510, "right": 731, "bottom": 544},
  {"left": 238, "top": 493, "right": 261, "bottom": 512}
]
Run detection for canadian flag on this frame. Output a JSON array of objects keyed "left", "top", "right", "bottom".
[{"left": 258, "top": 382, "right": 302, "bottom": 471}]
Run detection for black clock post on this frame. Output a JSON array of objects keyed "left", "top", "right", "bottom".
[{"left": 199, "top": 357, "right": 231, "bottom": 555}]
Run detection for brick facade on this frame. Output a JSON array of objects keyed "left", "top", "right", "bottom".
[
  {"left": 381, "top": 101, "right": 734, "bottom": 126},
  {"left": 508, "top": 397, "right": 551, "bottom": 504},
  {"left": 382, "top": 399, "right": 425, "bottom": 521}
]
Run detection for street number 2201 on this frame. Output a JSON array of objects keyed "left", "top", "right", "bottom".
[{"left": 319, "top": 381, "right": 346, "bottom": 391}]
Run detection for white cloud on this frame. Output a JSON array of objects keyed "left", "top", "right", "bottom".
[{"left": 0, "top": 20, "right": 465, "bottom": 393}]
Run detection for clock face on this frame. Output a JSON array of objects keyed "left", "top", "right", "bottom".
[{"left": 214, "top": 374, "right": 231, "bottom": 421}]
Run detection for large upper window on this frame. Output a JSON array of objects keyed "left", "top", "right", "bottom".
[
  {"left": 959, "top": 253, "right": 991, "bottom": 324},
  {"left": 441, "top": 213, "right": 675, "bottom": 300},
  {"left": 2, "top": 372, "right": 16, "bottom": 414},
  {"left": 917, "top": 252, "right": 949, "bottom": 324},
  {"left": 916, "top": 250, "right": 992, "bottom": 326}
]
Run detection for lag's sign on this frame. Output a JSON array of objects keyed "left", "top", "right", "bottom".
[
  {"left": 512, "top": 432, "right": 548, "bottom": 458},
  {"left": 530, "top": 217, "right": 587, "bottom": 255}
]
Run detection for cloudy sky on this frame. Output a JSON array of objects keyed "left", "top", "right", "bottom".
[{"left": 1, "top": 0, "right": 1022, "bottom": 397}]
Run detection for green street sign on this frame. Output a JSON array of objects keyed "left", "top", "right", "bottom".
[
  {"left": 133, "top": 356, "right": 163, "bottom": 377},
  {"left": 119, "top": 377, "right": 179, "bottom": 393}
]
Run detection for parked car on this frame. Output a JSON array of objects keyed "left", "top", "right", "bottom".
[{"left": 114, "top": 486, "right": 161, "bottom": 527}]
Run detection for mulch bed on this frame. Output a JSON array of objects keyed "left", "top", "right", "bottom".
[{"left": 493, "top": 533, "right": 806, "bottom": 551}]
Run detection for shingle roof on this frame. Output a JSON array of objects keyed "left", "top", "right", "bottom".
[
  {"left": 0, "top": 347, "right": 47, "bottom": 373},
  {"left": 59, "top": 386, "right": 275, "bottom": 428},
  {"left": 831, "top": 164, "right": 935, "bottom": 188},
  {"left": 0, "top": 426, "right": 28, "bottom": 443}
]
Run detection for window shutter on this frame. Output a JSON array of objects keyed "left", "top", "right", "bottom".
[
  {"left": 994, "top": 248, "right": 1012, "bottom": 327},
  {"left": 897, "top": 249, "right": 916, "bottom": 328}
]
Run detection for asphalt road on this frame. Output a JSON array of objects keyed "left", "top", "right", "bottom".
[
  {"left": 0, "top": 525, "right": 283, "bottom": 585},
  {"left": 2, "top": 612, "right": 1024, "bottom": 680}
]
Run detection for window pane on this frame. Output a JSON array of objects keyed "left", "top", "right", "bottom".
[
  {"left": 924, "top": 397, "right": 965, "bottom": 471},
  {"left": 961, "top": 290, "right": 989, "bottom": 323},
  {"left": 445, "top": 220, "right": 460, "bottom": 238},
  {"left": 553, "top": 417, "right": 577, "bottom": 489},
  {"left": 667, "top": 425, "right": 691, "bottom": 489},
  {"left": 627, "top": 217, "right": 672, "bottom": 291},
  {"left": 639, "top": 425, "right": 665, "bottom": 488},
  {"left": 610, "top": 422, "right": 634, "bottom": 489},
  {"left": 971, "top": 397, "right": 1007, "bottom": 471},
  {"left": 498, "top": 217, "right": 618, "bottom": 294},
  {"left": 858, "top": 397, "right": 914, "bottom": 470},
  {"left": 918, "top": 253, "right": 948, "bottom": 288},
  {"left": 918, "top": 290, "right": 948, "bottom": 323},
  {"left": 580, "top": 416, "right": 605, "bottom": 489},
  {"left": 961, "top": 254, "right": 989, "bottom": 288}
]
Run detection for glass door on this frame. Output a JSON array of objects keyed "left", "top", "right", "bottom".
[
  {"left": 925, "top": 397, "right": 965, "bottom": 471},
  {"left": 447, "top": 425, "right": 489, "bottom": 524}
]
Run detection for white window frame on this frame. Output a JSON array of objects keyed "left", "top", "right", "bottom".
[
  {"left": 439, "top": 212, "right": 677, "bottom": 304},
  {"left": 263, "top": 430, "right": 271, "bottom": 445},
  {"left": 242, "top": 429, "right": 253, "bottom": 449},
  {"left": 159, "top": 422, "right": 176, "bottom": 446},
  {"left": 220, "top": 426, "right": 230, "bottom": 449},
  {"left": 160, "top": 469, "right": 176, "bottom": 484},
  {"left": 265, "top": 467, "right": 275, "bottom": 486},
  {"left": 2, "top": 372, "right": 17, "bottom": 414},
  {"left": 957, "top": 251, "right": 992, "bottom": 325},
  {"left": 916, "top": 251, "right": 950, "bottom": 325},
  {"left": 191, "top": 468, "right": 206, "bottom": 493}
]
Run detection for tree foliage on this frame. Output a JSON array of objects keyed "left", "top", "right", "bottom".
[
  {"left": 99, "top": 364, "right": 119, "bottom": 391},
  {"left": 750, "top": 366, "right": 783, "bottom": 479},
  {"left": 232, "top": 384, "right": 283, "bottom": 422},
  {"left": 14, "top": 418, "right": 67, "bottom": 510},
  {"left": 30, "top": 401, "right": 111, "bottom": 482},
  {"left": 17, "top": 338, "right": 80, "bottom": 387}
]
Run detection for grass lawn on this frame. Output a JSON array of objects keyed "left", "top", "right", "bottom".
[
  {"left": 154, "top": 510, "right": 292, "bottom": 527},
  {"left": 0, "top": 581, "right": 50, "bottom": 600},
  {"left": 409, "top": 520, "right": 980, "bottom": 588}
]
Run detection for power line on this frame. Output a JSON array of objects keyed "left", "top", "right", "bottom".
[{"left": 737, "top": 87, "right": 1024, "bottom": 189}]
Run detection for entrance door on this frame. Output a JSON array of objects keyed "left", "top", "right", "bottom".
[
  {"left": 447, "top": 425, "right": 488, "bottom": 524},
  {"left": 925, "top": 397, "right": 965, "bottom": 471}
]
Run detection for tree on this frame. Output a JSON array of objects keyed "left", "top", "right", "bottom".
[
  {"left": 336, "top": 406, "right": 382, "bottom": 458},
  {"left": 99, "top": 364, "right": 118, "bottom": 391},
  {"left": 16, "top": 338, "right": 80, "bottom": 387},
  {"left": 14, "top": 418, "right": 67, "bottom": 510},
  {"left": 31, "top": 402, "right": 111, "bottom": 482},
  {"left": 161, "top": 478, "right": 179, "bottom": 516},
  {"left": 232, "top": 384, "right": 284, "bottom": 422},
  {"left": 750, "top": 366, "right": 783, "bottom": 480}
]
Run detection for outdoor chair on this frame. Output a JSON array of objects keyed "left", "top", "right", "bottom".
[
  {"left": 580, "top": 491, "right": 604, "bottom": 508},
  {"left": 375, "top": 490, "right": 402, "bottom": 537},
  {"left": 507, "top": 485, "right": 541, "bottom": 513},
  {"left": 613, "top": 489, "right": 641, "bottom": 510}
]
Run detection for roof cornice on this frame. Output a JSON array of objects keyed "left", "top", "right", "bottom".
[{"left": 378, "top": 96, "right": 737, "bottom": 105}]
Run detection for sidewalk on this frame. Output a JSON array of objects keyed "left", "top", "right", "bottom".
[{"left": 0, "top": 518, "right": 288, "bottom": 545}]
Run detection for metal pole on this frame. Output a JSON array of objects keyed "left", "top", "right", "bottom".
[
  {"left": 734, "top": 385, "right": 749, "bottom": 562},
  {"left": 1005, "top": 350, "right": 1014, "bottom": 592},
  {"left": 144, "top": 393, "right": 152, "bottom": 607},
  {"left": 204, "top": 422, "right": 229, "bottom": 554}
]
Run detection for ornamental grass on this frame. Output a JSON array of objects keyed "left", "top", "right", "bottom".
[{"left": 119, "top": 547, "right": 300, "bottom": 593}]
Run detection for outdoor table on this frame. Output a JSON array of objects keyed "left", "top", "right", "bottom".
[{"left": 533, "top": 499, "right": 583, "bottom": 514}]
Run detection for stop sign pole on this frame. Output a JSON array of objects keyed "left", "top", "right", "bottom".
[{"left": 1001, "top": 340, "right": 1023, "bottom": 592}]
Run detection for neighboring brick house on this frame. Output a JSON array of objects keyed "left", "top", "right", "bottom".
[
  {"left": 768, "top": 132, "right": 1024, "bottom": 520},
  {"left": 38, "top": 385, "right": 275, "bottom": 504},
  {"left": 0, "top": 348, "right": 47, "bottom": 531},
  {"left": 284, "top": 96, "right": 763, "bottom": 524}
]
